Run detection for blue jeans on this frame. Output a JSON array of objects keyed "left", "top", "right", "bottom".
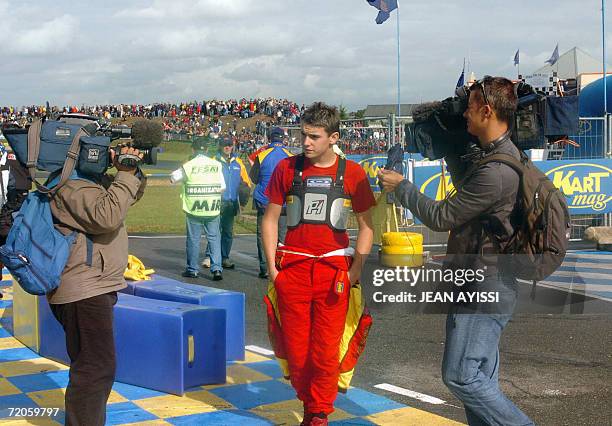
[
  {"left": 442, "top": 276, "right": 534, "bottom": 426},
  {"left": 205, "top": 203, "right": 235, "bottom": 261},
  {"left": 186, "top": 214, "right": 222, "bottom": 274}
]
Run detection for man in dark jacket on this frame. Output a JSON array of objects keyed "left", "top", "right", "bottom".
[{"left": 379, "top": 76, "right": 534, "bottom": 426}]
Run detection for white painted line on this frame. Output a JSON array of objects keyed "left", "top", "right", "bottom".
[
  {"left": 565, "top": 252, "right": 612, "bottom": 260},
  {"left": 245, "top": 345, "right": 274, "bottom": 356},
  {"left": 128, "top": 234, "right": 255, "bottom": 239},
  {"left": 517, "top": 279, "right": 612, "bottom": 303},
  {"left": 560, "top": 261, "right": 612, "bottom": 269},
  {"left": 538, "top": 282, "right": 612, "bottom": 292},
  {"left": 231, "top": 250, "right": 259, "bottom": 261},
  {"left": 547, "top": 270, "right": 611, "bottom": 280},
  {"left": 374, "top": 383, "right": 446, "bottom": 405},
  {"left": 129, "top": 235, "right": 185, "bottom": 239}
]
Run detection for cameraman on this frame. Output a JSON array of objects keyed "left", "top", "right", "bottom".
[
  {"left": 379, "top": 77, "right": 534, "bottom": 426},
  {"left": 48, "top": 146, "right": 146, "bottom": 426}
]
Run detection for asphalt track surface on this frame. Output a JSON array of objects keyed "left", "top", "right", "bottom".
[{"left": 128, "top": 234, "right": 612, "bottom": 426}]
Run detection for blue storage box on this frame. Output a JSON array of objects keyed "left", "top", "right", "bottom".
[
  {"left": 114, "top": 293, "right": 226, "bottom": 395},
  {"left": 120, "top": 275, "right": 180, "bottom": 295},
  {"left": 38, "top": 292, "right": 227, "bottom": 395},
  {"left": 133, "top": 276, "right": 245, "bottom": 361}
]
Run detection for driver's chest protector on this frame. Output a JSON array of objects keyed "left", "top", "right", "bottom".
[
  {"left": 181, "top": 156, "right": 222, "bottom": 217},
  {"left": 286, "top": 155, "right": 352, "bottom": 231}
]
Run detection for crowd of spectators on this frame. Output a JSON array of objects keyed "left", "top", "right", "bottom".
[
  {"left": 1, "top": 98, "right": 302, "bottom": 123},
  {"left": 338, "top": 123, "right": 388, "bottom": 154},
  {"left": 1, "top": 102, "right": 389, "bottom": 154}
]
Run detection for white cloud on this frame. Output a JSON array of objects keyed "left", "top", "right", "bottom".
[
  {"left": 1, "top": 0, "right": 609, "bottom": 109},
  {"left": 304, "top": 73, "right": 321, "bottom": 90},
  {"left": 1, "top": 14, "right": 78, "bottom": 56},
  {"left": 114, "top": 0, "right": 254, "bottom": 20},
  {"left": 115, "top": 6, "right": 165, "bottom": 19}
]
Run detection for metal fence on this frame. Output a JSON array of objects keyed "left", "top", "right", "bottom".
[
  {"left": 279, "top": 117, "right": 404, "bottom": 155},
  {"left": 565, "top": 117, "right": 607, "bottom": 159},
  {"left": 163, "top": 132, "right": 193, "bottom": 143}
]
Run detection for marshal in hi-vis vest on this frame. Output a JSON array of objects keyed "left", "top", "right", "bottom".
[
  {"left": 181, "top": 156, "right": 223, "bottom": 217},
  {"left": 285, "top": 155, "right": 352, "bottom": 231}
]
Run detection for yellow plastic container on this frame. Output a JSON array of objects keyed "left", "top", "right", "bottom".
[
  {"left": 381, "top": 245, "right": 424, "bottom": 255},
  {"left": 382, "top": 232, "right": 424, "bottom": 247},
  {"left": 379, "top": 232, "right": 425, "bottom": 267},
  {"left": 379, "top": 250, "right": 424, "bottom": 267}
]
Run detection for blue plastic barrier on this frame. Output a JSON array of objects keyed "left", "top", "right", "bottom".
[
  {"left": 38, "top": 296, "right": 70, "bottom": 364},
  {"left": 114, "top": 294, "right": 226, "bottom": 395},
  {"left": 120, "top": 275, "right": 179, "bottom": 295},
  {"left": 38, "top": 292, "right": 227, "bottom": 395},
  {"left": 133, "top": 276, "right": 245, "bottom": 361}
]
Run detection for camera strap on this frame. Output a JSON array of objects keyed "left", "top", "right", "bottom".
[{"left": 26, "top": 119, "right": 86, "bottom": 196}]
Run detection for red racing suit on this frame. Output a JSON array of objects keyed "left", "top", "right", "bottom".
[
  {"left": 264, "top": 245, "right": 372, "bottom": 414},
  {"left": 264, "top": 155, "right": 375, "bottom": 415}
]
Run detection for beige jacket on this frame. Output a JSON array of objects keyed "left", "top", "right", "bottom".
[{"left": 47, "top": 171, "right": 146, "bottom": 304}]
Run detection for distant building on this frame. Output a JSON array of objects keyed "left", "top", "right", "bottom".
[{"left": 363, "top": 104, "right": 420, "bottom": 117}]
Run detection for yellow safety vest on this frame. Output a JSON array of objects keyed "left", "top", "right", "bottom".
[{"left": 181, "top": 155, "right": 223, "bottom": 217}]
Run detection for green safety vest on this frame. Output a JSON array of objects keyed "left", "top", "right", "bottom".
[{"left": 181, "top": 155, "right": 223, "bottom": 217}]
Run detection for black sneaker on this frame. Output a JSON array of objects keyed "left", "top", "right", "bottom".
[
  {"left": 181, "top": 271, "right": 198, "bottom": 278},
  {"left": 212, "top": 271, "right": 223, "bottom": 281},
  {"left": 222, "top": 259, "right": 235, "bottom": 269},
  {"left": 258, "top": 271, "right": 269, "bottom": 279}
]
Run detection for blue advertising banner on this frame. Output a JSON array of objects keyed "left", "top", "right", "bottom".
[
  {"left": 348, "top": 154, "right": 388, "bottom": 191},
  {"left": 348, "top": 154, "right": 612, "bottom": 215}
]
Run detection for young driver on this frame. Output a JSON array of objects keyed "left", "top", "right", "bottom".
[{"left": 262, "top": 102, "right": 375, "bottom": 425}]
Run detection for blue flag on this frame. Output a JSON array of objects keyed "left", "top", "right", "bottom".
[
  {"left": 456, "top": 70, "right": 465, "bottom": 88},
  {"left": 456, "top": 63, "right": 465, "bottom": 89},
  {"left": 514, "top": 49, "right": 520, "bottom": 66},
  {"left": 366, "top": 0, "right": 398, "bottom": 24},
  {"left": 546, "top": 44, "right": 559, "bottom": 65}
]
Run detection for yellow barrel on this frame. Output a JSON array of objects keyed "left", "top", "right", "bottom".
[
  {"left": 382, "top": 232, "right": 424, "bottom": 247},
  {"left": 380, "top": 232, "right": 424, "bottom": 267},
  {"left": 381, "top": 245, "right": 424, "bottom": 255},
  {"left": 379, "top": 250, "right": 424, "bottom": 267}
]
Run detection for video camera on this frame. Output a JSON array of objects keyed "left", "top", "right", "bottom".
[
  {"left": 1, "top": 114, "right": 163, "bottom": 176},
  {"left": 405, "top": 81, "right": 579, "bottom": 160}
]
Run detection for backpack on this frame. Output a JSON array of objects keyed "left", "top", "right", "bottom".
[
  {"left": 0, "top": 173, "right": 93, "bottom": 295},
  {"left": 477, "top": 152, "right": 571, "bottom": 282}
]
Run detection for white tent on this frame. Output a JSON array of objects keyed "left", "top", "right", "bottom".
[{"left": 532, "top": 47, "right": 605, "bottom": 80}]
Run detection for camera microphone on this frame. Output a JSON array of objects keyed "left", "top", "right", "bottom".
[
  {"left": 131, "top": 120, "right": 163, "bottom": 148},
  {"left": 116, "top": 120, "right": 163, "bottom": 167}
]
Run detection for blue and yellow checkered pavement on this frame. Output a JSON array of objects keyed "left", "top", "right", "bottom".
[{"left": 0, "top": 276, "right": 463, "bottom": 425}]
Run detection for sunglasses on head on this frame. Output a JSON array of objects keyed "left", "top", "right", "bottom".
[{"left": 455, "top": 75, "right": 493, "bottom": 107}]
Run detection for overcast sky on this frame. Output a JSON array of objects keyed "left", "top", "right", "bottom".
[{"left": 0, "top": 0, "right": 608, "bottom": 110}]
